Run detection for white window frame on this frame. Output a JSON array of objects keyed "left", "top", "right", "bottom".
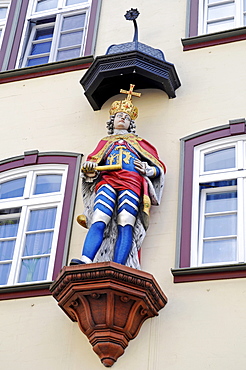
[
  {"left": 0, "top": 1, "right": 11, "bottom": 48},
  {"left": 17, "top": 0, "right": 91, "bottom": 68},
  {"left": 197, "top": 184, "right": 238, "bottom": 266},
  {"left": 190, "top": 135, "right": 246, "bottom": 267},
  {"left": 0, "top": 163, "right": 68, "bottom": 287},
  {"left": 23, "top": 20, "right": 56, "bottom": 67},
  {"left": 198, "top": 0, "right": 245, "bottom": 35}
]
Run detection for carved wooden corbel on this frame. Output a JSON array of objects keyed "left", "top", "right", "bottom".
[{"left": 50, "top": 262, "right": 167, "bottom": 367}]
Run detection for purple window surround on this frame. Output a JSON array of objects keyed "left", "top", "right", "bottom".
[
  {"left": 0, "top": 0, "right": 100, "bottom": 72},
  {"left": 177, "top": 120, "right": 246, "bottom": 282},
  {"left": 0, "top": 0, "right": 18, "bottom": 70},
  {"left": 188, "top": 0, "right": 199, "bottom": 37},
  {"left": 84, "top": 0, "right": 101, "bottom": 56},
  {"left": 7, "top": 0, "right": 29, "bottom": 71},
  {"left": 0, "top": 151, "right": 81, "bottom": 300}
]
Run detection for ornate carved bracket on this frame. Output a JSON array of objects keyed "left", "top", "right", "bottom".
[{"left": 50, "top": 262, "right": 167, "bottom": 367}]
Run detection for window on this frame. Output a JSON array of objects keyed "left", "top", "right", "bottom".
[
  {"left": 0, "top": 1, "right": 10, "bottom": 48},
  {"left": 183, "top": 0, "right": 246, "bottom": 50},
  {"left": 198, "top": 0, "right": 246, "bottom": 35},
  {"left": 0, "top": 165, "right": 67, "bottom": 286},
  {"left": 0, "top": 0, "right": 101, "bottom": 72},
  {"left": 191, "top": 139, "right": 245, "bottom": 267},
  {"left": 0, "top": 151, "right": 81, "bottom": 299},
  {"left": 172, "top": 118, "right": 246, "bottom": 282},
  {"left": 20, "top": 0, "right": 91, "bottom": 67}
]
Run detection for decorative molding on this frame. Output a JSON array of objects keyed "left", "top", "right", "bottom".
[
  {"left": 172, "top": 263, "right": 246, "bottom": 283},
  {"left": 0, "top": 56, "right": 93, "bottom": 84},
  {"left": 50, "top": 262, "right": 167, "bottom": 367},
  {"left": 0, "top": 283, "right": 52, "bottom": 301},
  {"left": 182, "top": 26, "right": 246, "bottom": 51}
]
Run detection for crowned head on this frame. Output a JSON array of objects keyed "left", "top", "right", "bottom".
[
  {"left": 109, "top": 99, "right": 138, "bottom": 120},
  {"left": 109, "top": 84, "right": 141, "bottom": 120}
]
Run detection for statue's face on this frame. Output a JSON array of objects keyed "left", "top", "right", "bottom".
[{"left": 114, "top": 112, "right": 131, "bottom": 130}]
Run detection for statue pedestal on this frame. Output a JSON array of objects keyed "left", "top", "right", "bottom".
[{"left": 50, "top": 262, "right": 167, "bottom": 367}]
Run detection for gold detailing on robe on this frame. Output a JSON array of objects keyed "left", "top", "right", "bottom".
[
  {"left": 143, "top": 194, "right": 151, "bottom": 217},
  {"left": 122, "top": 150, "right": 133, "bottom": 164},
  {"left": 87, "top": 134, "right": 164, "bottom": 171}
]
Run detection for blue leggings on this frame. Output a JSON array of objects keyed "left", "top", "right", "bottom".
[{"left": 82, "top": 184, "right": 139, "bottom": 264}]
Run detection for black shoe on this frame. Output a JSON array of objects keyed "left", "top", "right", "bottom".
[{"left": 69, "top": 258, "right": 86, "bottom": 266}]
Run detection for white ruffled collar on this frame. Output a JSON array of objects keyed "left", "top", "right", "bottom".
[{"left": 112, "top": 129, "right": 129, "bottom": 135}]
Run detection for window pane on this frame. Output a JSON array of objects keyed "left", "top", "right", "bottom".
[
  {"left": 0, "top": 209, "right": 20, "bottom": 262},
  {"left": 28, "top": 208, "right": 57, "bottom": 231},
  {"left": 0, "top": 241, "right": 16, "bottom": 261},
  {"left": 0, "top": 7, "right": 8, "bottom": 20},
  {"left": 207, "top": 18, "right": 234, "bottom": 33},
  {"left": 24, "top": 232, "right": 53, "bottom": 256},
  {"left": 30, "top": 41, "right": 52, "bottom": 55},
  {"left": 0, "top": 263, "right": 11, "bottom": 285},
  {"left": 204, "top": 147, "right": 235, "bottom": 171},
  {"left": 35, "top": 27, "right": 54, "bottom": 40},
  {"left": 27, "top": 56, "right": 49, "bottom": 66},
  {"left": 0, "top": 177, "right": 26, "bottom": 199},
  {"left": 203, "top": 239, "right": 237, "bottom": 263},
  {"left": 34, "top": 174, "right": 62, "bottom": 194},
  {"left": 205, "top": 191, "right": 237, "bottom": 213},
  {"left": 36, "top": 0, "right": 58, "bottom": 12},
  {"left": 208, "top": 0, "right": 234, "bottom": 3},
  {"left": 18, "top": 257, "right": 50, "bottom": 283},
  {"left": 208, "top": 3, "right": 235, "bottom": 20},
  {"left": 28, "top": 27, "right": 54, "bottom": 60},
  {"left": 244, "top": 0, "right": 246, "bottom": 10},
  {"left": 204, "top": 214, "right": 237, "bottom": 237},
  {"left": 66, "top": 0, "right": 87, "bottom": 5},
  {"left": 57, "top": 47, "right": 81, "bottom": 61},
  {"left": 59, "top": 30, "right": 83, "bottom": 48},
  {"left": 27, "top": 27, "right": 54, "bottom": 66},
  {"left": 62, "top": 13, "right": 85, "bottom": 31},
  {"left": 0, "top": 218, "right": 19, "bottom": 238},
  {"left": 201, "top": 180, "right": 237, "bottom": 189}
]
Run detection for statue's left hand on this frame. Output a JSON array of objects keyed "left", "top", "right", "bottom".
[
  {"left": 134, "top": 160, "right": 157, "bottom": 178},
  {"left": 134, "top": 159, "right": 146, "bottom": 175}
]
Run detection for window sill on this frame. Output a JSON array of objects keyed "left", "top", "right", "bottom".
[
  {"left": 0, "top": 282, "right": 53, "bottom": 300},
  {"left": 0, "top": 56, "right": 94, "bottom": 84},
  {"left": 171, "top": 263, "right": 246, "bottom": 283},
  {"left": 182, "top": 26, "right": 246, "bottom": 51}
]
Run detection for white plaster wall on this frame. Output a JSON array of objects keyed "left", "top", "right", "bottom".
[{"left": 1, "top": 0, "right": 246, "bottom": 369}]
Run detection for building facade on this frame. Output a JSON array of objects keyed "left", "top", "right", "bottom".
[{"left": 1, "top": 0, "right": 246, "bottom": 369}]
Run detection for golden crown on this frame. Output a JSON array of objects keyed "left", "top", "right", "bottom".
[{"left": 109, "top": 84, "right": 141, "bottom": 120}]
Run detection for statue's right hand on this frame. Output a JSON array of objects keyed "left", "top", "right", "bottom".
[{"left": 82, "top": 161, "right": 98, "bottom": 177}]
